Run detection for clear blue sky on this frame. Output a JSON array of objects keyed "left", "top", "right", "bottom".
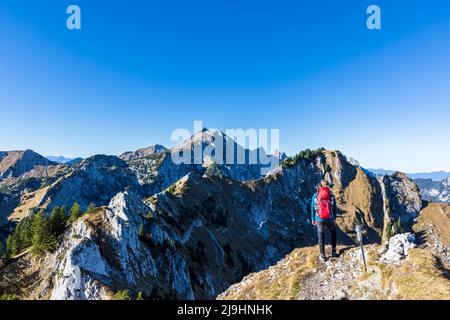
[{"left": 1, "top": 0, "right": 450, "bottom": 172}]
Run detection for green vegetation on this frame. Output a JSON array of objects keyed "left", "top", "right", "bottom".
[
  {"left": 137, "top": 223, "right": 155, "bottom": 247},
  {"left": 166, "top": 184, "right": 176, "bottom": 194},
  {"left": 112, "top": 290, "right": 131, "bottom": 300},
  {"left": 31, "top": 210, "right": 57, "bottom": 255},
  {"left": 112, "top": 290, "right": 145, "bottom": 300},
  {"left": 85, "top": 203, "right": 96, "bottom": 215},
  {"left": 385, "top": 218, "right": 404, "bottom": 241},
  {"left": 283, "top": 148, "right": 326, "bottom": 167},
  {"left": 145, "top": 211, "right": 154, "bottom": 220},
  {"left": 0, "top": 294, "right": 18, "bottom": 300},
  {"left": 136, "top": 291, "right": 144, "bottom": 300},
  {"left": 1, "top": 203, "right": 87, "bottom": 260},
  {"left": 138, "top": 224, "right": 145, "bottom": 238},
  {"left": 3, "top": 214, "right": 36, "bottom": 259},
  {"left": 68, "top": 202, "right": 82, "bottom": 223},
  {"left": 49, "top": 207, "right": 68, "bottom": 236},
  {"left": 164, "top": 237, "right": 176, "bottom": 251},
  {"left": 385, "top": 222, "right": 393, "bottom": 241},
  {"left": 394, "top": 218, "right": 403, "bottom": 234}
]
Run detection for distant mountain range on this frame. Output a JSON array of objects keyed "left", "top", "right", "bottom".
[
  {"left": 45, "top": 156, "right": 83, "bottom": 164},
  {"left": 368, "top": 169, "right": 450, "bottom": 182},
  {"left": 415, "top": 178, "right": 450, "bottom": 204}
]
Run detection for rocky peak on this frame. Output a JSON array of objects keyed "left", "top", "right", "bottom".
[
  {"left": 380, "top": 173, "right": 422, "bottom": 224},
  {"left": 0, "top": 149, "right": 57, "bottom": 180},
  {"left": 445, "top": 177, "right": 450, "bottom": 186},
  {"left": 119, "top": 145, "right": 167, "bottom": 161}
]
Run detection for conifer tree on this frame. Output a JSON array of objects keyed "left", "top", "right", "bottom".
[
  {"left": 5, "top": 235, "right": 17, "bottom": 258},
  {"left": 69, "top": 202, "right": 82, "bottom": 223},
  {"left": 17, "top": 216, "right": 34, "bottom": 249},
  {"left": 32, "top": 210, "right": 56, "bottom": 255},
  {"left": 50, "top": 207, "right": 67, "bottom": 236}
]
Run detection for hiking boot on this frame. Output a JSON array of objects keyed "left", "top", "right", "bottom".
[
  {"left": 331, "top": 251, "right": 340, "bottom": 258},
  {"left": 319, "top": 255, "right": 328, "bottom": 263}
]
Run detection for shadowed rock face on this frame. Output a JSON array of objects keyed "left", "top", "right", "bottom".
[{"left": 0, "top": 147, "right": 424, "bottom": 300}]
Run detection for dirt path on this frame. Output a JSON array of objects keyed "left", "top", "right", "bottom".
[{"left": 297, "top": 246, "right": 387, "bottom": 300}]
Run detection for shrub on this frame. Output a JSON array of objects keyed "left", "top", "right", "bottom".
[
  {"left": 112, "top": 290, "right": 131, "bottom": 300},
  {"left": 0, "top": 294, "right": 18, "bottom": 300},
  {"left": 166, "top": 184, "right": 176, "bottom": 194}
]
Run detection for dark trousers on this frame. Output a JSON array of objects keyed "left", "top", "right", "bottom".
[{"left": 316, "top": 220, "right": 337, "bottom": 257}]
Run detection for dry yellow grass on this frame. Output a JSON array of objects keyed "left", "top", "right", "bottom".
[
  {"left": 367, "top": 247, "right": 450, "bottom": 300},
  {"left": 8, "top": 186, "right": 50, "bottom": 221},
  {"left": 414, "top": 203, "right": 450, "bottom": 246},
  {"left": 390, "top": 249, "right": 450, "bottom": 300},
  {"left": 220, "top": 247, "right": 320, "bottom": 300}
]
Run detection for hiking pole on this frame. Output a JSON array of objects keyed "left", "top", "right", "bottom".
[{"left": 355, "top": 224, "right": 367, "bottom": 273}]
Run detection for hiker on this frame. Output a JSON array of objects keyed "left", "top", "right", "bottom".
[{"left": 311, "top": 180, "right": 338, "bottom": 262}]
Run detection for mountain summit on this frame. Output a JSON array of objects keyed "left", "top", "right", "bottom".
[{"left": 0, "top": 150, "right": 56, "bottom": 180}]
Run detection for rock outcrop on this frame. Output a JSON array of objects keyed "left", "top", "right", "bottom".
[
  {"left": 119, "top": 144, "right": 167, "bottom": 161},
  {"left": 379, "top": 233, "right": 417, "bottom": 264}
]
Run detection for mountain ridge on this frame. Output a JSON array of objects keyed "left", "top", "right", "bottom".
[
  {"left": 369, "top": 168, "right": 450, "bottom": 182},
  {"left": 0, "top": 138, "right": 426, "bottom": 299}
]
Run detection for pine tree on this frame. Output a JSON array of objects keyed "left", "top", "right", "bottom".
[
  {"left": 17, "top": 216, "right": 34, "bottom": 249},
  {"left": 5, "top": 235, "right": 17, "bottom": 258},
  {"left": 32, "top": 210, "right": 57, "bottom": 255},
  {"left": 50, "top": 207, "right": 67, "bottom": 237},
  {"left": 69, "top": 202, "right": 82, "bottom": 223}
]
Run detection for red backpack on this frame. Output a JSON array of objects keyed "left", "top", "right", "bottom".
[{"left": 317, "top": 187, "right": 332, "bottom": 219}]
